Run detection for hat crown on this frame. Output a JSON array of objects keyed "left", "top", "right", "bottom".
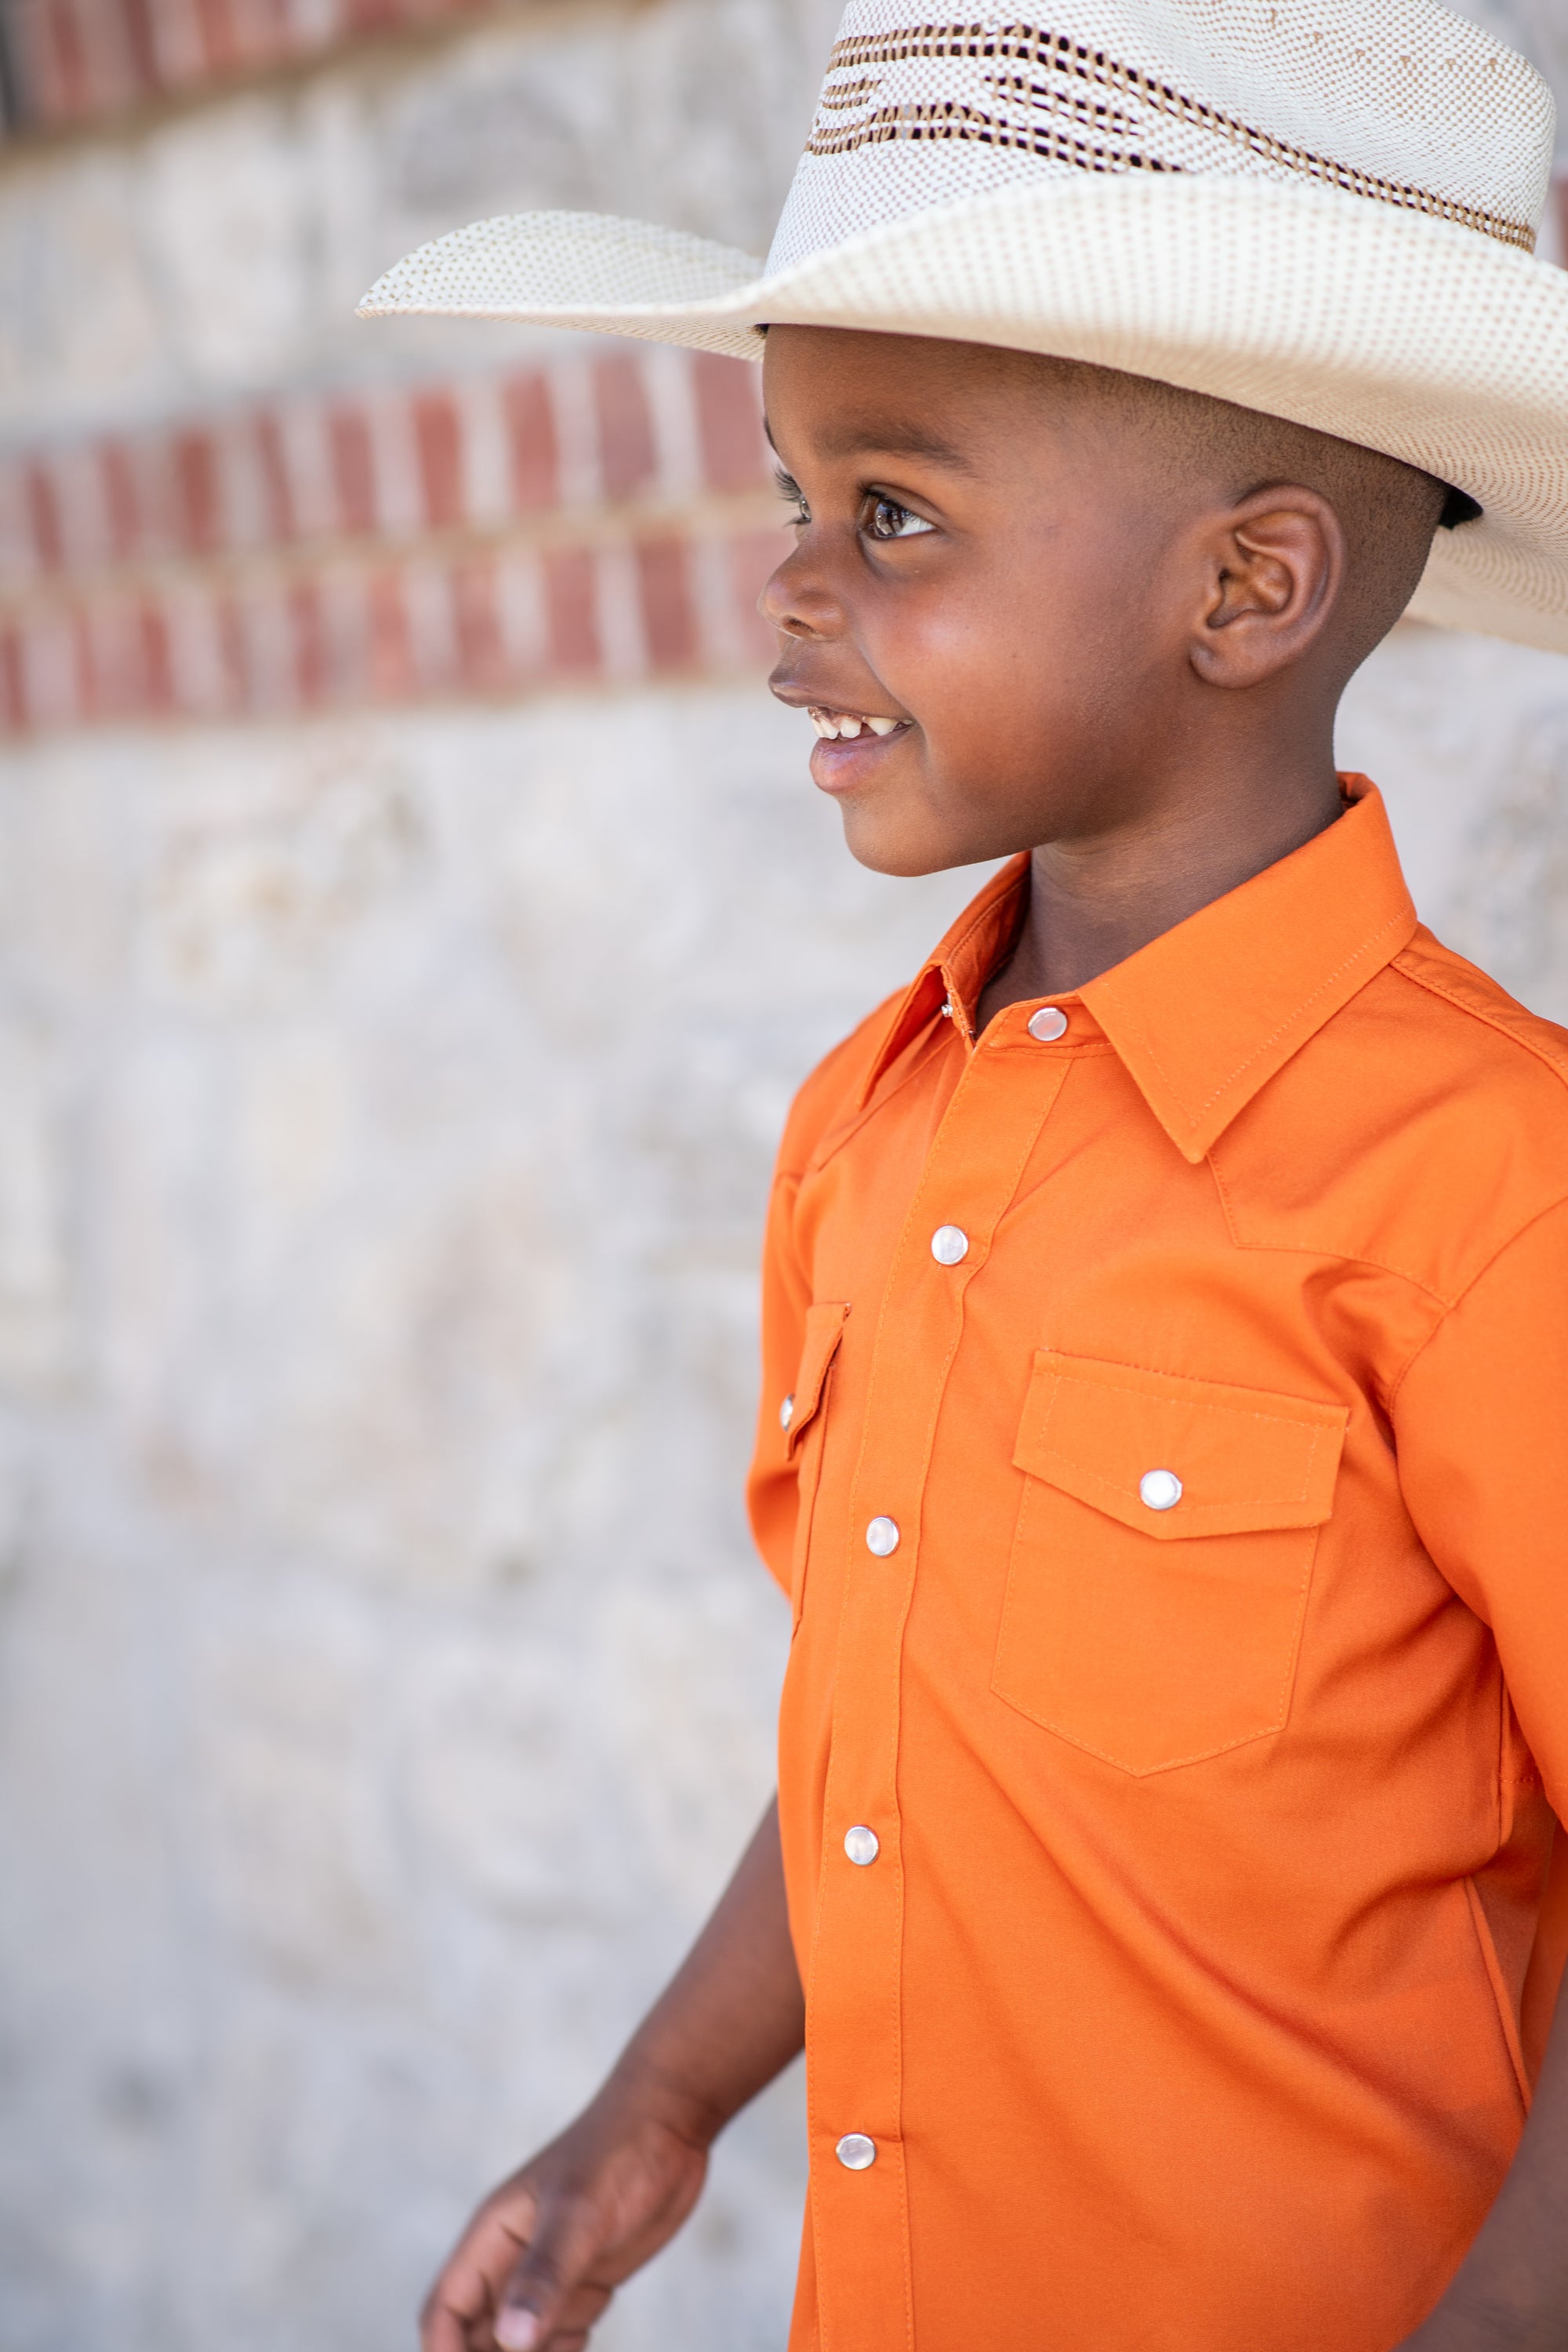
[{"left": 766, "top": 0, "right": 1555, "bottom": 277}]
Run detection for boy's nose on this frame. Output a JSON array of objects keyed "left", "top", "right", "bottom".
[{"left": 759, "top": 544, "right": 845, "bottom": 642}]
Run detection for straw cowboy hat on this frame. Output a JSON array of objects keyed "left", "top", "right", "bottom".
[{"left": 361, "top": 0, "right": 1568, "bottom": 655}]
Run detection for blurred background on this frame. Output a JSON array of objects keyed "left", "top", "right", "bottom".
[{"left": 0, "top": 1, "right": 1566, "bottom": 2346}]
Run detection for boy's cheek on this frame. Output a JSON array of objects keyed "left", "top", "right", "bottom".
[{"left": 836, "top": 738, "right": 1045, "bottom": 877}]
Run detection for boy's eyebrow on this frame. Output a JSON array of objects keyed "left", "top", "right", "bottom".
[{"left": 763, "top": 415, "right": 976, "bottom": 473}]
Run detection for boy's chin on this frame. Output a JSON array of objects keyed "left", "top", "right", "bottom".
[
  {"left": 838, "top": 815, "right": 961, "bottom": 880},
  {"left": 837, "top": 804, "right": 1022, "bottom": 881}
]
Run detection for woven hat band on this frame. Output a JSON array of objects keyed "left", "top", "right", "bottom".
[{"left": 766, "top": 2, "right": 1555, "bottom": 276}]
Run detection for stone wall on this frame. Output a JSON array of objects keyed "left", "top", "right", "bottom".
[{"left": 1, "top": 5, "right": 1567, "bottom": 2350}]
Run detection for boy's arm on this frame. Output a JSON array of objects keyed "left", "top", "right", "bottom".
[
  {"left": 1401, "top": 1976, "right": 1568, "bottom": 2349},
  {"left": 422, "top": 1796, "right": 804, "bottom": 2352},
  {"left": 1391, "top": 1191, "right": 1568, "bottom": 2350}
]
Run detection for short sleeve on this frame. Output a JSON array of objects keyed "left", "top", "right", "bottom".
[
  {"left": 746, "top": 1164, "right": 810, "bottom": 1596},
  {"left": 1393, "top": 1192, "right": 1568, "bottom": 1816}
]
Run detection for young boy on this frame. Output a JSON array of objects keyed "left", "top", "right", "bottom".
[{"left": 363, "top": 4, "right": 1568, "bottom": 2347}]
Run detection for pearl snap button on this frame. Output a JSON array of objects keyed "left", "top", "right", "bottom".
[
  {"left": 1027, "top": 1006, "right": 1069, "bottom": 1042},
  {"left": 836, "top": 2133, "right": 877, "bottom": 2171},
  {"left": 931, "top": 1225, "right": 969, "bottom": 1265},
  {"left": 844, "top": 1825, "right": 880, "bottom": 1866},
  {"left": 1139, "top": 1468, "right": 1183, "bottom": 1512},
  {"left": 779, "top": 1394, "right": 795, "bottom": 1432},
  {"left": 866, "top": 1516, "right": 900, "bottom": 1556}
]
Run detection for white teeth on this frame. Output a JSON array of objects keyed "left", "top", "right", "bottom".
[{"left": 807, "top": 706, "right": 902, "bottom": 739}]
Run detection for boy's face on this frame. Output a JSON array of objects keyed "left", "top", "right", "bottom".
[{"left": 760, "top": 326, "right": 1229, "bottom": 877}]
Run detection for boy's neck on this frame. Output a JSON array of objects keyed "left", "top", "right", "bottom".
[{"left": 978, "top": 746, "right": 1348, "bottom": 1023}]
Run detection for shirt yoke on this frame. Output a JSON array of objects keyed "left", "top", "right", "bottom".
[
  {"left": 774, "top": 985, "right": 910, "bottom": 1182},
  {"left": 1213, "top": 924, "right": 1568, "bottom": 1311}
]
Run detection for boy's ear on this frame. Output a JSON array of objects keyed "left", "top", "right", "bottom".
[{"left": 1188, "top": 488, "right": 1345, "bottom": 690}]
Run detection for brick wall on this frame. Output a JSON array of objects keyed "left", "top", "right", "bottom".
[
  {"left": 0, "top": 344, "right": 787, "bottom": 731},
  {"left": 0, "top": 0, "right": 487, "bottom": 133}
]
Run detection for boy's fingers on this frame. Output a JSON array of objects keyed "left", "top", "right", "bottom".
[
  {"left": 421, "top": 2191, "right": 540, "bottom": 2352},
  {"left": 493, "top": 2193, "right": 608, "bottom": 2350}
]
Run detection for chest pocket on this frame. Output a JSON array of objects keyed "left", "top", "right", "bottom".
[
  {"left": 993, "top": 1350, "right": 1347, "bottom": 1775},
  {"left": 784, "top": 1301, "right": 849, "bottom": 1628}
]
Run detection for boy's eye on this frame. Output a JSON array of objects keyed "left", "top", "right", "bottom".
[
  {"left": 866, "top": 495, "right": 935, "bottom": 542},
  {"left": 774, "top": 466, "right": 810, "bottom": 526}
]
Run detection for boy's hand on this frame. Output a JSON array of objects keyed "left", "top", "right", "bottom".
[
  {"left": 1392, "top": 1961, "right": 1568, "bottom": 2352},
  {"left": 421, "top": 1797, "right": 804, "bottom": 2350},
  {"left": 420, "top": 2086, "right": 710, "bottom": 2351}
]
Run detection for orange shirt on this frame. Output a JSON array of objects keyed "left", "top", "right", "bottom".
[{"left": 747, "top": 779, "right": 1568, "bottom": 2352}]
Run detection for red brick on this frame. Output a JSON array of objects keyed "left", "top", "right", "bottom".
[
  {"left": 413, "top": 390, "right": 464, "bottom": 532},
  {"left": 191, "top": 0, "right": 239, "bottom": 75},
  {"left": 693, "top": 352, "right": 768, "bottom": 494},
  {"left": 140, "top": 598, "right": 173, "bottom": 713},
  {"left": 635, "top": 535, "right": 699, "bottom": 673},
  {"left": 0, "top": 628, "right": 27, "bottom": 735},
  {"left": 728, "top": 527, "right": 792, "bottom": 665},
  {"left": 365, "top": 568, "right": 412, "bottom": 699},
  {"left": 450, "top": 555, "right": 506, "bottom": 691},
  {"left": 121, "top": 0, "right": 162, "bottom": 94},
  {"left": 255, "top": 412, "right": 296, "bottom": 542},
  {"left": 593, "top": 353, "right": 657, "bottom": 503},
  {"left": 25, "top": 464, "right": 63, "bottom": 571},
  {"left": 20, "top": 613, "right": 84, "bottom": 728},
  {"left": 226, "top": 0, "right": 288, "bottom": 67},
  {"left": 172, "top": 427, "right": 222, "bottom": 554},
  {"left": 67, "top": 0, "right": 138, "bottom": 113},
  {"left": 100, "top": 442, "right": 141, "bottom": 562},
  {"left": 543, "top": 546, "right": 601, "bottom": 677},
  {"left": 504, "top": 373, "right": 559, "bottom": 512},
  {"left": 214, "top": 593, "right": 249, "bottom": 713},
  {"left": 44, "top": 0, "right": 91, "bottom": 122},
  {"left": 290, "top": 579, "right": 328, "bottom": 706},
  {"left": 329, "top": 405, "right": 376, "bottom": 539}
]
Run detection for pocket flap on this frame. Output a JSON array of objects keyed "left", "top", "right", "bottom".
[
  {"left": 783, "top": 1301, "right": 850, "bottom": 1459},
  {"left": 1013, "top": 1350, "right": 1347, "bottom": 1538}
]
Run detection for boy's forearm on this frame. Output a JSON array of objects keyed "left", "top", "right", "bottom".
[
  {"left": 601, "top": 1795, "right": 804, "bottom": 2148},
  {"left": 1406, "top": 1972, "right": 1568, "bottom": 2350}
]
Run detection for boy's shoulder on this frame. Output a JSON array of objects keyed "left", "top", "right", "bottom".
[
  {"left": 1218, "top": 924, "right": 1568, "bottom": 1308},
  {"left": 775, "top": 984, "right": 914, "bottom": 1180},
  {"left": 1387, "top": 928, "right": 1568, "bottom": 1097}
]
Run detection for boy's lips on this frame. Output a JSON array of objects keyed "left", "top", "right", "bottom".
[{"left": 804, "top": 706, "right": 911, "bottom": 793}]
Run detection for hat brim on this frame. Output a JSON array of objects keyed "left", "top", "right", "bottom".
[{"left": 359, "top": 175, "right": 1568, "bottom": 655}]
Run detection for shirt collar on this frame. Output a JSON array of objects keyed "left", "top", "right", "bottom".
[
  {"left": 859, "top": 851, "right": 1031, "bottom": 1094},
  {"left": 860, "top": 779, "right": 1418, "bottom": 1162}
]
